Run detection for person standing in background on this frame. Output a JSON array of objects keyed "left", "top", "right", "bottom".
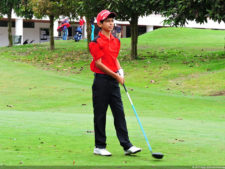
[
  {"left": 79, "top": 17, "right": 85, "bottom": 28},
  {"left": 115, "top": 24, "right": 121, "bottom": 39},
  {"left": 62, "top": 18, "right": 69, "bottom": 40},
  {"left": 79, "top": 17, "right": 86, "bottom": 36}
]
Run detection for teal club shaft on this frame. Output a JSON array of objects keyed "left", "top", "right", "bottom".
[{"left": 123, "top": 84, "right": 153, "bottom": 153}]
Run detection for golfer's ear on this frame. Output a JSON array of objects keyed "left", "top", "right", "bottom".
[{"left": 97, "top": 22, "right": 102, "bottom": 28}]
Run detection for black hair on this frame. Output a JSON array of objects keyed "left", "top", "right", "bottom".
[{"left": 100, "top": 14, "right": 115, "bottom": 24}]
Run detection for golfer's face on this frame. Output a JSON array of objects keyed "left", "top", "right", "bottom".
[{"left": 102, "top": 18, "right": 114, "bottom": 32}]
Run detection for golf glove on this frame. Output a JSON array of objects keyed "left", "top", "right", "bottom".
[{"left": 117, "top": 68, "right": 124, "bottom": 78}]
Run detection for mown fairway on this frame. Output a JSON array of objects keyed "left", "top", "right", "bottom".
[{"left": 0, "top": 28, "right": 224, "bottom": 166}]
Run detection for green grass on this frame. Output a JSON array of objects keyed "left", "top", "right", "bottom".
[
  {"left": 0, "top": 28, "right": 224, "bottom": 166},
  {"left": 139, "top": 27, "right": 224, "bottom": 50}
]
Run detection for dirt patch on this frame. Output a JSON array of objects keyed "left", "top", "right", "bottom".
[{"left": 209, "top": 91, "right": 225, "bottom": 96}]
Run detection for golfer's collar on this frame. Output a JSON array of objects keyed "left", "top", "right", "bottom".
[{"left": 99, "top": 32, "right": 115, "bottom": 40}]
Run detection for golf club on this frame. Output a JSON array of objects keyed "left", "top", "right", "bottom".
[{"left": 123, "top": 84, "right": 164, "bottom": 159}]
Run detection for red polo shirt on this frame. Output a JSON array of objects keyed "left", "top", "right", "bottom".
[{"left": 89, "top": 31, "right": 120, "bottom": 74}]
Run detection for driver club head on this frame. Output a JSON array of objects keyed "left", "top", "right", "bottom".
[{"left": 152, "top": 153, "right": 164, "bottom": 159}]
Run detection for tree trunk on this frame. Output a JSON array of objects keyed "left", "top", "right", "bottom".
[
  {"left": 130, "top": 16, "right": 138, "bottom": 60},
  {"left": 86, "top": 16, "right": 91, "bottom": 51},
  {"left": 7, "top": 9, "right": 13, "bottom": 47},
  {"left": 49, "top": 15, "right": 55, "bottom": 50}
]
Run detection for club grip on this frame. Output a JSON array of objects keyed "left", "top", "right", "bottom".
[{"left": 123, "top": 84, "right": 128, "bottom": 92}]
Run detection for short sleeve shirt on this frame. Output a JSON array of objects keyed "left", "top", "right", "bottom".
[{"left": 89, "top": 31, "right": 121, "bottom": 74}]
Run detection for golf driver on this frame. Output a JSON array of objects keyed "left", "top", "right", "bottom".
[{"left": 123, "top": 84, "right": 164, "bottom": 159}]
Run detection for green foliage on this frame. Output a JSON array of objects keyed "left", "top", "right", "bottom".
[
  {"left": 30, "top": 0, "right": 79, "bottom": 19},
  {"left": 111, "top": 0, "right": 153, "bottom": 21},
  {"left": 30, "top": 0, "right": 61, "bottom": 18},
  {"left": 60, "top": 0, "right": 79, "bottom": 19},
  {"left": 0, "top": 0, "right": 18, "bottom": 15},
  {"left": 15, "top": 0, "right": 33, "bottom": 19},
  {"left": 77, "top": 0, "right": 108, "bottom": 18},
  {"left": 159, "top": 0, "right": 225, "bottom": 26},
  {"left": 0, "top": 0, "right": 32, "bottom": 18}
]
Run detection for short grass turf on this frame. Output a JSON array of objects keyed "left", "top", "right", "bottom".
[{"left": 0, "top": 27, "right": 225, "bottom": 166}]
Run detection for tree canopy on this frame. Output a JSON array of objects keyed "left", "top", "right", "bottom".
[{"left": 159, "top": 0, "right": 225, "bottom": 26}]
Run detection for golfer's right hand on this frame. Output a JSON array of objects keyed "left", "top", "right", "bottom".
[{"left": 116, "top": 74, "right": 124, "bottom": 85}]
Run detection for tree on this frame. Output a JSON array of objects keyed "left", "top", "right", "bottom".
[
  {"left": 30, "top": 0, "right": 79, "bottom": 50},
  {"left": 0, "top": 0, "right": 32, "bottom": 47},
  {"left": 0, "top": 0, "right": 18, "bottom": 47},
  {"left": 16, "top": 0, "right": 34, "bottom": 19},
  {"left": 30, "top": 0, "right": 61, "bottom": 50},
  {"left": 111, "top": 0, "right": 156, "bottom": 60},
  {"left": 158, "top": 0, "right": 225, "bottom": 26}
]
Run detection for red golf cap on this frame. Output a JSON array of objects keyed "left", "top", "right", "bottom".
[{"left": 96, "top": 10, "right": 116, "bottom": 24}]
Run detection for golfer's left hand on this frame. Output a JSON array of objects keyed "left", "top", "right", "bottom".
[{"left": 117, "top": 68, "right": 124, "bottom": 78}]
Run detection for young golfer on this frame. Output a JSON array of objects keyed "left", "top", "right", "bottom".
[{"left": 89, "top": 10, "right": 141, "bottom": 156}]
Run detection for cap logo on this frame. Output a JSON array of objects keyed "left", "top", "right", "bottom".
[{"left": 101, "top": 11, "right": 108, "bottom": 17}]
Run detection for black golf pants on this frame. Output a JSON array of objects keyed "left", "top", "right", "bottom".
[{"left": 92, "top": 73, "right": 133, "bottom": 150}]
